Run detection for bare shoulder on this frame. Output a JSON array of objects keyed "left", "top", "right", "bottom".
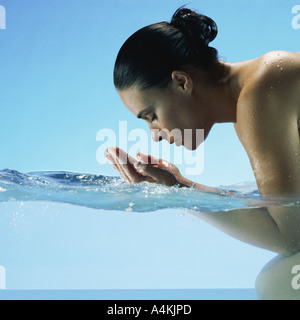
[
  {"left": 261, "top": 50, "right": 300, "bottom": 68},
  {"left": 235, "top": 51, "right": 300, "bottom": 196},
  {"left": 240, "top": 51, "right": 300, "bottom": 100},
  {"left": 237, "top": 50, "right": 300, "bottom": 122}
]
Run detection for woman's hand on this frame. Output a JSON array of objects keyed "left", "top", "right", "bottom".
[
  {"left": 136, "top": 151, "right": 184, "bottom": 182},
  {"left": 105, "top": 147, "right": 184, "bottom": 187}
]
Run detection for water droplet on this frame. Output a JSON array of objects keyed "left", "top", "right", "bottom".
[
  {"left": 288, "top": 175, "right": 293, "bottom": 179},
  {"left": 270, "top": 86, "right": 274, "bottom": 90},
  {"left": 295, "top": 152, "right": 298, "bottom": 156},
  {"left": 280, "top": 68, "right": 283, "bottom": 71}
]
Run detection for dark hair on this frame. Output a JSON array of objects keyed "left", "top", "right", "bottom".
[{"left": 114, "top": 7, "right": 220, "bottom": 91}]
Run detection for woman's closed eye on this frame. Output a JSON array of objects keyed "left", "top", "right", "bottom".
[
  {"left": 139, "top": 112, "right": 157, "bottom": 123},
  {"left": 149, "top": 113, "right": 157, "bottom": 123}
]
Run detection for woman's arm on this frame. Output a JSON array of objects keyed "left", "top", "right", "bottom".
[
  {"left": 135, "top": 152, "right": 228, "bottom": 193},
  {"left": 190, "top": 205, "right": 300, "bottom": 256},
  {"left": 106, "top": 148, "right": 300, "bottom": 255},
  {"left": 176, "top": 175, "right": 228, "bottom": 193}
]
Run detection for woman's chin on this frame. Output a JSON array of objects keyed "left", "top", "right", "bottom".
[
  {"left": 182, "top": 141, "right": 198, "bottom": 151},
  {"left": 180, "top": 129, "right": 207, "bottom": 150}
]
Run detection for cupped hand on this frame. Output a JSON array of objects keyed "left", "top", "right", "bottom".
[
  {"left": 136, "top": 152, "right": 184, "bottom": 181},
  {"left": 105, "top": 147, "right": 182, "bottom": 187}
]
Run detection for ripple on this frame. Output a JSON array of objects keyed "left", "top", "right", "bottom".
[{"left": 0, "top": 169, "right": 265, "bottom": 212}]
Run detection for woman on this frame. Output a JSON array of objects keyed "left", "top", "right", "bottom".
[{"left": 106, "top": 7, "right": 300, "bottom": 299}]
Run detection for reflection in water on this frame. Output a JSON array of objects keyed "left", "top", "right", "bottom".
[
  {"left": 1, "top": 169, "right": 300, "bottom": 299},
  {"left": 190, "top": 205, "right": 300, "bottom": 300},
  {"left": 256, "top": 251, "right": 300, "bottom": 300}
]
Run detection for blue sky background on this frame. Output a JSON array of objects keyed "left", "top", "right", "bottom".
[
  {"left": 0, "top": 0, "right": 299, "bottom": 187},
  {"left": 0, "top": 0, "right": 299, "bottom": 293}
]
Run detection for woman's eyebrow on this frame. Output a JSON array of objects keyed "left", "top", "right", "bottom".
[{"left": 137, "top": 107, "right": 153, "bottom": 119}]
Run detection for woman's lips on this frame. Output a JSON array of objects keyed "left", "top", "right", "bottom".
[{"left": 166, "top": 137, "right": 183, "bottom": 146}]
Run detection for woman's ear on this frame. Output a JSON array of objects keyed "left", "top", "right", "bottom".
[{"left": 171, "top": 71, "right": 194, "bottom": 94}]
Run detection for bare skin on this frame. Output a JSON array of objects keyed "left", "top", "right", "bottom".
[
  {"left": 108, "top": 51, "right": 300, "bottom": 196},
  {"left": 107, "top": 50, "right": 300, "bottom": 299}
]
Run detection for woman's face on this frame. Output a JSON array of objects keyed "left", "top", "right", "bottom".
[{"left": 118, "top": 78, "right": 213, "bottom": 150}]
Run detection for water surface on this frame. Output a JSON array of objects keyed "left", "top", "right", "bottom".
[{"left": 0, "top": 169, "right": 263, "bottom": 212}]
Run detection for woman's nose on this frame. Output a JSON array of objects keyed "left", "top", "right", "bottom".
[{"left": 151, "top": 129, "right": 163, "bottom": 142}]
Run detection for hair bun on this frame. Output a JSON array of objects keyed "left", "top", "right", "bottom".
[{"left": 170, "top": 8, "right": 218, "bottom": 46}]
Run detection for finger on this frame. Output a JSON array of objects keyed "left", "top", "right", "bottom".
[
  {"left": 114, "top": 160, "right": 131, "bottom": 183},
  {"left": 137, "top": 153, "right": 171, "bottom": 170},
  {"left": 116, "top": 147, "right": 139, "bottom": 167},
  {"left": 106, "top": 153, "right": 117, "bottom": 165},
  {"left": 109, "top": 147, "right": 136, "bottom": 179},
  {"left": 107, "top": 153, "right": 130, "bottom": 180},
  {"left": 108, "top": 147, "right": 136, "bottom": 166},
  {"left": 108, "top": 147, "right": 137, "bottom": 166},
  {"left": 112, "top": 164, "right": 129, "bottom": 182},
  {"left": 107, "top": 150, "right": 132, "bottom": 183},
  {"left": 134, "top": 162, "right": 167, "bottom": 182},
  {"left": 108, "top": 148, "right": 146, "bottom": 184},
  {"left": 136, "top": 153, "right": 160, "bottom": 165},
  {"left": 107, "top": 154, "right": 126, "bottom": 178}
]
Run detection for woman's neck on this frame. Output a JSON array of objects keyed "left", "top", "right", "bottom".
[{"left": 204, "top": 60, "right": 249, "bottom": 124}]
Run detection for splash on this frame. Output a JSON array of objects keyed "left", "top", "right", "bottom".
[{"left": 0, "top": 169, "right": 262, "bottom": 212}]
